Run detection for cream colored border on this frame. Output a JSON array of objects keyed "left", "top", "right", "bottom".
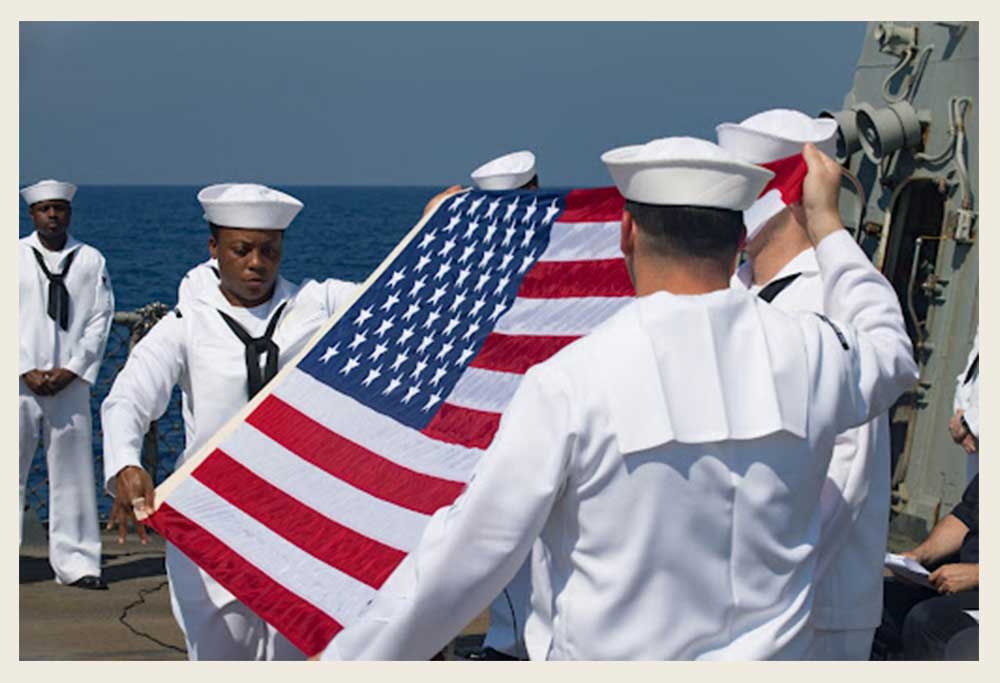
[{"left": 6, "top": 6, "right": 994, "bottom": 678}]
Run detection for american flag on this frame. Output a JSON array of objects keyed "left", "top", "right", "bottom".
[{"left": 146, "top": 186, "right": 633, "bottom": 657}]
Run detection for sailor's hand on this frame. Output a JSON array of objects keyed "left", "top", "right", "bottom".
[
  {"left": 798, "top": 143, "right": 844, "bottom": 245},
  {"left": 44, "top": 368, "right": 78, "bottom": 395},
  {"left": 21, "top": 370, "right": 51, "bottom": 395},
  {"left": 108, "top": 465, "right": 155, "bottom": 544},
  {"left": 421, "top": 185, "right": 463, "bottom": 218},
  {"left": 960, "top": 432, "right": 978, "bottom": 455},
  {"left": 929, "top": 563, "right": 979, "bottom": 594},
  {"left": 948, "top": 410, "right": 968, "bottom": 443}
]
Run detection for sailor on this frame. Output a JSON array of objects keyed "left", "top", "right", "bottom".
[
  {"left": 421, "top": 150, "right": 539, "bottom": 220},
  {"left": 719, "top": 108, "right": 892, "bottom": 660},
  {"left": 101, "top": 183, "right": 358, "bottom": 660},
  {"left": 19, "top": 179, "right": 115, "bottom": 590},
  {"left": 949, "top": 326, "right": 979, "bottom": 477},
  {"left": 466, "top": 149, "right": 539, "bottom": 662},
  {"left": 319, "top": 139, "right": 918, "bottom": 660}
]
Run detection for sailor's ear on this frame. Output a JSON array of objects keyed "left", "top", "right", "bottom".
[
  {"left": 620, "top": 209, "right": 637, "bottom": 259},
  {"left": 208, "top": 234, "right": 218, "bottom": 260}
]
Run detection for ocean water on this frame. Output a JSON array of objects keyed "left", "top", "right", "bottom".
[{"left": 20, "top": 185, "right": 443, "bottom": 520}]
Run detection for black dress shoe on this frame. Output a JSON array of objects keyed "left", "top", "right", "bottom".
[
  {"left": 465, "top": 647, "right": 520, "bottom": 661},
  {"left": 69, "top": 575, "right": 108, "bottom": 590}
]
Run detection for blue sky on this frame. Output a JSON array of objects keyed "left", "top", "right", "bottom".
[{"left": 20, "top": 22, "right": 867, "bottom": 186}]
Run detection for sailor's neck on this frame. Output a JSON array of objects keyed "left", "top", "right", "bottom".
[
  {"left": 217, "top": 283, "right": 277, "bottom": 309},
  {"left": 35, "top": 232, "right": 69, "bottom": 252},
  {"left": 633, "top": 261, "right": 732, "bottom": 297},
  {"left": 748, "top": 242, "right": 811, "bottom": 287}
]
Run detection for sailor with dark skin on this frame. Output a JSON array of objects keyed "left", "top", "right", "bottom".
[{"left": 19, "top": 179, "right": 115, "bottom": 590}]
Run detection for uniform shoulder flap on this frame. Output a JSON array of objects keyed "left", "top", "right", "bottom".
[{"left": 602, "top": 291, "right": 810, "bottom": 456}]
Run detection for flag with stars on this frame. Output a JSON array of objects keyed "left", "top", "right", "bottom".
[{"left": 146, "top": 186, "right": 632, "bottom": 657}]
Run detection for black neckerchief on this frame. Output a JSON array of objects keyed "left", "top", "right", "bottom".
[
  {"left": 217, "top": 301, "right": 288, "bottom": 400},
  {"left": 31, "top": 246, "right": 78, "bottom": 331},
  {"left": 757, "top": 272, "right": 802, "bottom": 304}
]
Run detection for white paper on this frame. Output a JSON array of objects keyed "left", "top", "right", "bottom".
[
  {"left": 964, "top": 610, "right": 980, "bottom": 623},
  {"left": 884, "top": 552, "right": 933, "bottom": 588}
]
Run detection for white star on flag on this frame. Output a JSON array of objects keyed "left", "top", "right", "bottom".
[
  {"left": 397, "top": 326, "right": 416, "bottom": 345},
  {"left": 503, "top": 197, "right": 519, "bottom": 222},
  {"left": 463, "top": 220, "right": 480, "bottom": 240},
  {"left": 433, "top": 262, "right": 452, "bottom": 282},
  {"left": 382, "top": 377, "right": 402, "bottom": 395},
  {"left": 478, "top": 247, "right": 496, "bottom": 268},
  {"left": 362, "top": 367, "right": 382, "bottom": 387},
  {"left": 522, "top": 198, "right": 538, "bottom": 224},
  {"left": 443, "top": 317, "right": 460, "bottom": 336},
  {"left": 354, "top": 307, "right": 373, "bottom": 326},
  {"left": 386, "top": 268, "right": 406, "bottom": 288},
  {"left": 469, "top": 298, "right": 486, "bottom": 317},
  {"left": 447, "top": 194, "right": 467, "bottom": 212},
  {"left": 368, "top": 343, "right": 388, "bottom": 362},
  {"left": 408, "top": 276, "right": 427, "bottom": 298},
  {"left": 485, "top": 196, "right": 502, "bottom": 219},
  {"left": 435, "top": 341, "right": 454, "bottom": 361},
  {"left": 448, "top": 292, "right": 467, "bottom": 312},
  {"left": 417, "top": 334, "right": 435, "bottom": 354},
  {"left": 340, "top": 356, "right": 360, "bottom": 375},
  {"left": 484, "top": 221, "right": 498, "bottom": 242},
  {"left": 458, "top": 245, "right": 475, "bottom": 264},
  {"left": 374, "top": 317, "right": 395, "bottom": 337},
  {"left": 519, "top": 251, "right": 537, "bottom": 274},
  {"left": 379, "top": 293, "right": 400, "bottom": 312},
  {"left": 474, "top": 271, "right": 492, "bottom": 292},
  {"left": 521, "top": 225, "right": 536, "bottom": 247},
  {"left": 466, "top": 196, "right": 485, "bottom": 216},
  {"left": 410, "top": 360, "right": 428, "bottom": 380},
  {"left": 502, "top": 226, "right": 516, "bottom": 247},
  {"left": 428, "top": 287, "right": 447, "bottom": 306},
  {"left": 319, "top": 344, "right": 340, "bottom": 363},
  {"left": 443, "top": 215, "right": 462, "bottom": 232},
  {"left": 422, "top": 309, "right": 442, "bottom": 329},
  {"left": 429, "top": 367, "right": 448, "bottom": 386},
  {"left": 499, "top": 253, "right": 515, "bottom": 271},
  {"left": 494, "top": 274, "right": 511, "bottom": 295},
  {"left": 455, "top": 267, "right": 472, "bottom": 288},
  {"left": 462, "top": 321, "right": 481, "bottom": 340},
  {"left": 401, "top": 384, "right": 421, "bottom": 404},
  {"left": 402, "top": 303, "right": 421, "bottom": 322},
  {"left": 438, "top": 238, "right": 456, "bottom": 258},
  {"left": 421, "top": 392, "right": 442, "bottom": 412},
  {"left": 414, "top": 255, "right": 432, "bottom": 273},
  {"left": 456, "top": 345, "right": 476, "bottom": 365},
  {"left": 418, "top": 230, "right": 436, "bottom": 250},
  {"left": 390, "top": 352, "right": 409, "bottom": 372},
  {"left": 542, "top": 198, "right": 560, "bottom": 224},
  {"left": 348, "top": 332, "right": 367, "bottom": 351},
  {"left": 489, "top": 301, "right": 508, "bottom": 321}
]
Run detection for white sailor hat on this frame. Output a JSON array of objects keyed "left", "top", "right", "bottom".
[
  {"left": 600, "top": 136, "right": 773, "bottom": 210},
  {"left": 470, "top": 150, "right": 537, "bottom": 191},
  {"left": 197, "top": 183, "right": 304, "bottom": 230},
  {"left": 716, "top": 109, "right": 838, "bottom": 241},
  {"left": 20, "top": 179, "right": 77, "bottom": 206},
  {"left": 715, "top": 108, "right": 838, "bottom": 164}
]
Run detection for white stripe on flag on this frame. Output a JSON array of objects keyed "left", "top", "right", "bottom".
[
  {"left": 493, "top": 296, "right": 632, "bottom": 336},
  {"left": 272, "top": 369, "right": 484, "bottom": 479},
  {"left": 541, "top": 221, "right": 621, "bottom": 262},
  {"left": 446, "top": 366, "right": 523, "bottom": 414},
  {"left": 225, "top": 423, "right": 429, "bottom": 552},
  {"left": 169, "top": 476, "right": 375, "bottom": 625}
]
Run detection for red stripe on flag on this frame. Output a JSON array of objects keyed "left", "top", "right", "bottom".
[
  {"left": 147, "top": 503, "right": 342, "bottom": 657},
  {"left": 518, "top": 258, "right": 634, "bottom": 298},
  {"left": 193, "top": 450, "right": 406, "bottom": 589},
  {"left": 760, "top": 154, "right": 807, "bottom": 205},
  {"left": 557, "top": 186, "right": 625, "bottom": 222},
  {"left": 246, "top": 395, "right": 465, "bottom": 515},
  {"left": 421, "top": 402, "right": 502, "bottom": 450},
  {"left": 469, "top": 332, "right": 580, "bottom": 374}
]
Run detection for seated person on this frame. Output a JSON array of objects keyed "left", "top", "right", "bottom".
[{"left": 875, "top": 475, "right": 978, "bottom": 659}]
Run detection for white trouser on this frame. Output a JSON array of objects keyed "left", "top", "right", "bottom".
[
  {"left": 19, "top": 377, "right": 101, "bottom": 584},
  {"left": 165, "top": 543, "right": 305, "bottom": 661},
  {"left": 806, "top": 628, "right": 876, "bottom": 660},
  {"left": 482, "top": 556, "right": 532, "bottom": 658}
]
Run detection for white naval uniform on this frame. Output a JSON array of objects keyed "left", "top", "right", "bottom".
[
  {"left": 322, "top": 230, "right": 918, "bottom": 660},
  {"left": 953, "top": 328, "right": 979, "bottom": 481},
  {"left": 176, "top": 258, "right": 221, "bottom": 449},
  {"left": 733, "top": 248, "right": 891, "bottom": 660},
  {"left": 19, "top": 231, "right": 114, "bottom": 583},
  {"left": 102, "top": 275, "right": 357, "bottom": 660}
]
